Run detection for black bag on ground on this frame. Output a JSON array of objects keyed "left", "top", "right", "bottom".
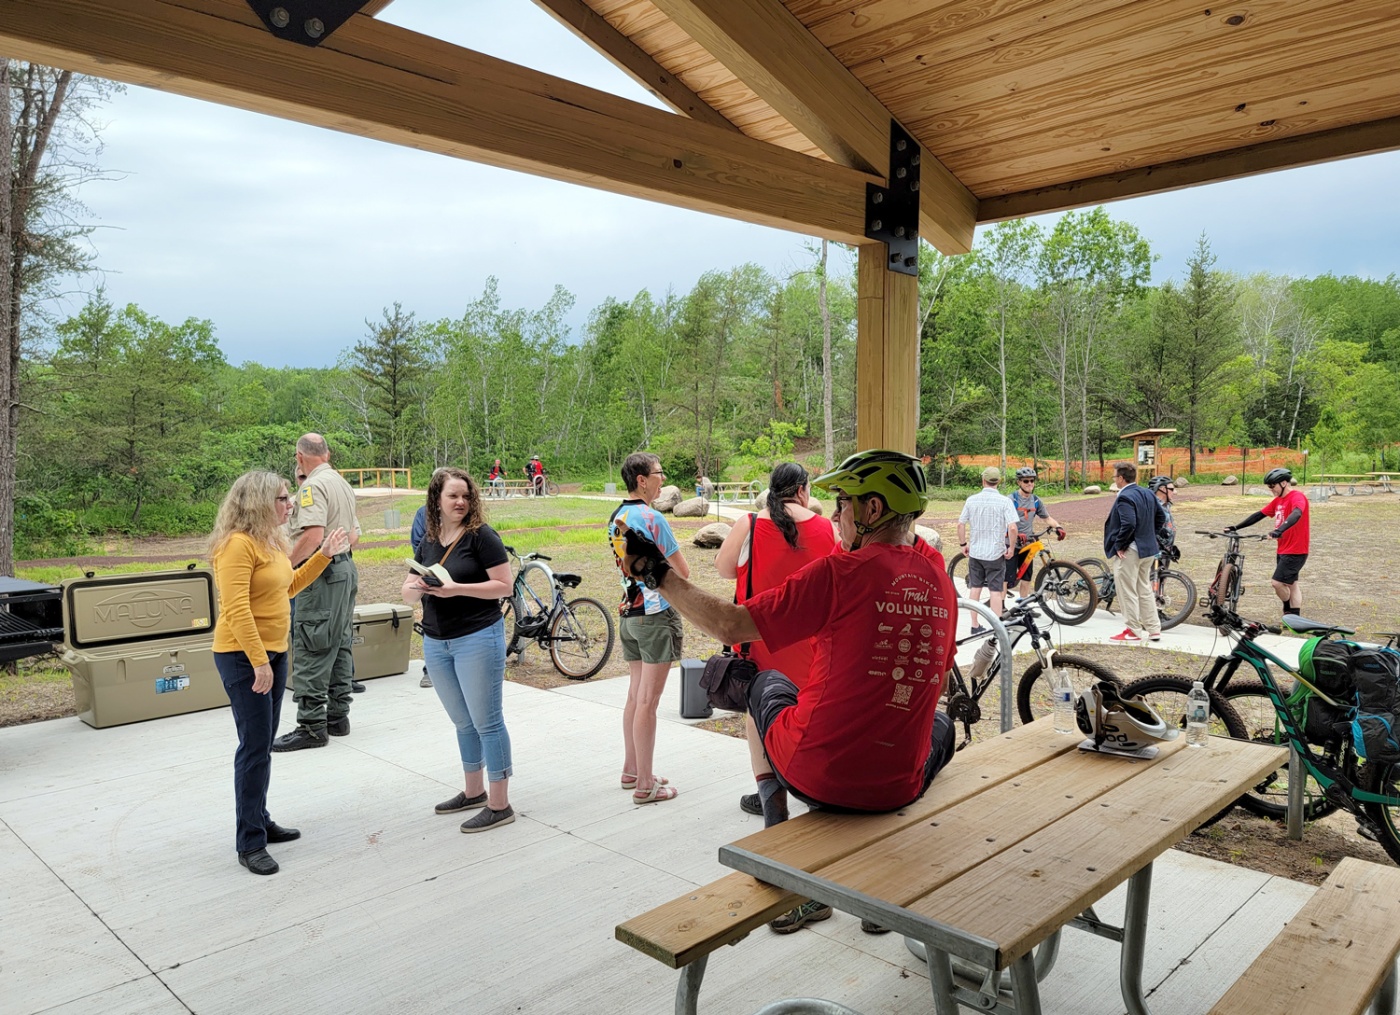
[
  {"left": 1351, "top": 648, "right": 1400, "bottom": 765},
  {"left": 700, "top": 652, "right": 759, "bottom": 712}
]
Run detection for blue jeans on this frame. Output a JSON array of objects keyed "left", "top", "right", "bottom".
[
  {"left": 423, "top": 620, "right": 512, "bottom": 781},
  {"left": 215, "top": 650, "right": 287, "bottom": 853}
]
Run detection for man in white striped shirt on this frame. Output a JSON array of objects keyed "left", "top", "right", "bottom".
[{"left": 956, "top": 467, "right": 1019, "bottom": 633}]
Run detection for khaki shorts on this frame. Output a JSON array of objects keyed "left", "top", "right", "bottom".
[{"left": 620, "top": 609, "right": 683, "bottom": 664}]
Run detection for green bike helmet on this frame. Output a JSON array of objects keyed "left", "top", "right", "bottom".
[{"left": 812, "top": 449, "right": 929, "bottom": 517}]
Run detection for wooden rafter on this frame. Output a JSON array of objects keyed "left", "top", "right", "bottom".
[
  {"left": 978, "top": 115, "right": 1400, "bottom": 223},
  {"left": 530, "top": 0, "right": 737, "bottom": 133},
  {"left": 0, "top": 0, "right": 878, "bottom": 244},
  {"left": 645, "top": 0, "right": 977, "bottom": 254},
  {"left": 360, "top": 0, "right": 394, "bottom": 14}
]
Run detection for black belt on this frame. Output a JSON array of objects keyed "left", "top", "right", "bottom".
[{"left": 333, "top": 552, "right": 353, "bottom": 562}]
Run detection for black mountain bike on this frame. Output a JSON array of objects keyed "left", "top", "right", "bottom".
[
  {"left": 1076, "top": 549, "right": 1197, "bottom": 631},
  {"left": 501, "top": 545, "right": 615, "bottom": 679},
  {"left": 938, "top": 590, "right": 1122, "bottom": 750},
  {"left": 1198, "top": 529, "right": 1271, "bottom": 616}
]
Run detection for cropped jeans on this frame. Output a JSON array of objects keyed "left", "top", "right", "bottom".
[{"left": 423, "top": 619, "right": 512, "bottom": 781}]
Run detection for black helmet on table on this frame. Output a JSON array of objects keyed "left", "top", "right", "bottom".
[
  {"left": 1264, "top": 467, "right": 1292, "bottom": 486},
  {"left": 1075, "top": 681, "right": 1179, "bottom": 751},
  {"left": 1014, "top": 466, "right": 1038, "bottom": 481}
]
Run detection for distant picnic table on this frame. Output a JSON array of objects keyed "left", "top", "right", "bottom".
[{"left": 1319, "top": 474, "right": 1393, "bottom": 495}]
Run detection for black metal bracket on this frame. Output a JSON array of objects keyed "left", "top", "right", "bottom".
[
  {"left": 864, "top": 121, "right": 921, "bottom": 277},
  {"left": 244, "top": 1, "right": 373, "bottom": 47}
]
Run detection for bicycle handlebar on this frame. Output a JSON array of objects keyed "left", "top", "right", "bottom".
[
  {"left": 502, "top": 545, "right": 552, "bottom": 562},
  {"left": 1194, "top": 530, "right": 1270, "bottom": 540}
]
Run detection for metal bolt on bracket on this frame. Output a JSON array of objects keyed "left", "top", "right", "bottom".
[
  {"left": 305, "top": 17, "right": 325, "bottom": 38},
  {"left": 269, "top": 6, "right": 290, "bottom": 27},
  {"left": 870, "top": 219, "right": 883, "bottom": 231}
]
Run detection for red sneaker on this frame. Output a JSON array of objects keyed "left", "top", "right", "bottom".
[{"left": 1109, "top": 628, "right": 1142, "bottom": 645}]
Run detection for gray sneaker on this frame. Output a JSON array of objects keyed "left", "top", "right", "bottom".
[
  {"left": 461, "top": 805, "right": 515, "bottom": 833},
  {"left": 420, "top": 672, "right": 433, "bottom": 688},
  {"left": 769, "top": 900, "right": 832, "bottom": 934}
]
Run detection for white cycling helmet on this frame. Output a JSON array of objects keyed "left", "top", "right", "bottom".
[{"left": 1075, "top": 681, "right": 1179, "bottom": 750}]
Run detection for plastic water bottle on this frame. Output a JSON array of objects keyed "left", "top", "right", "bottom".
[
  {"left": 1186, "top": 681, "right": 1211, "bottom": 747},
  {"left": 1053, "top": 668, "right": 1074, "bottom": 734}
]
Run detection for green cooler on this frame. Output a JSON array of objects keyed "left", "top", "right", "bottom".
[
  {"left": 59, "top": 568, "right": 226, "bottom": 728},
  {"left": 352, "top": 603, "right": 414, "bottom": 679}
]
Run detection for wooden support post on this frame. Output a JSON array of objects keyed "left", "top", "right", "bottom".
[{"left": 856, "top": 244, "right": 920, "bottom": 453}]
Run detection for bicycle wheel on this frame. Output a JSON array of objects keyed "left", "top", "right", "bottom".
[
  {"left": 1033, "top": 561, "right": 1099, "bottom": 626},
  {"left": 1075, "top": 557, "right": 1114, "bottom": 609},
  {"left": 1362, "top": 763, "right": 1400, "bottom": 866},
  {"left": 545, "top": 479, "right": 560, "bottom": 496},
  {"left": 1155, "top": 569, "right": 1198, "bottom": 631},
  {"left": 1208, "top": 561, "right": 1238, "bottom": 610},
  {"left": 1119, "top": 674, "right": 1247, "bottom": 827},
  {"left": 1220, "top": 679, "right": 1338, "bottom": 821},
  {"left": 549, "top": 596, "right": 615, "bottom": 679},
  {"left": 946, "top": 552, "right": 968, "bottom": 594},
  {"left": 519, "top": 562, "right": 555, "bottom": 620},
  {"left": 1016, "top": 654, "right": 1122, "bottom": 726}
]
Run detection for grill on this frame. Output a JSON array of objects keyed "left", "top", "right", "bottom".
[{"left": 0, "top": 576, "right": 64, "bottom": 663}]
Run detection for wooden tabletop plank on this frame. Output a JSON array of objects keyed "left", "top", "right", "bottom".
[
  {"left": 1208, "top": 857, "right": 1400, "bottom": 1015},
  {"left": 908, "top": 736, "right": 1287, "bottom": 964},
  {"left": 811, "top": 738, "right": 1187, "bottom": 908}
]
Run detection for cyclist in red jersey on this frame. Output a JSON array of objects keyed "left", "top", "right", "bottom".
[{"left": 1228, "top": 466, "right": 1309, "bottom": 617}]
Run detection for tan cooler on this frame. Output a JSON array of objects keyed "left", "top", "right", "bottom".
[
  {"left": 352, "top": 603, "right": 414, "bottom": 679},
  {"left": 60, "top": 568, "right": 227, "bottom": 728}
]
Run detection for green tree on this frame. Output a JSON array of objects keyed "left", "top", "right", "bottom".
[{"left": 348, "top": 302, "right": 429, "bottom": 469}]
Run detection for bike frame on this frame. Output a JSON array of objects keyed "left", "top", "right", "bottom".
[{"left": 1212, "top": 632, "right": 1400, "bottom": 807}]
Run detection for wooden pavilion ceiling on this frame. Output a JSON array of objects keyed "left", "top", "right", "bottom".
[{"left": 547, "top": 0, "right": 1400, "bottom": 224}]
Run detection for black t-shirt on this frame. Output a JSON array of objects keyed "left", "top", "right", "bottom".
[{"left": 415, "top": 524, "right": 510, "bottom": 639}]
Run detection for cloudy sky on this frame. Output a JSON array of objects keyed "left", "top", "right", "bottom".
[{"left": 63, "top": 0, "right": 1400, "bottom": 368}]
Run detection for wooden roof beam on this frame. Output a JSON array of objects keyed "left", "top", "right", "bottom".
[
  {"left": 0, "top": 0, "right": 876, "bottom": 245},
  {"left": 530, "top": 0, "right": 738, "bottom": 133},
  {"left": 979, "top": 116, "right": 1400, "bottom": 222},
  {"left": 646, "top": 0, "right": 977, "bottom": 254}
]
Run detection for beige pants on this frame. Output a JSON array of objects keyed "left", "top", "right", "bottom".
[{"left": 1113, "top": 548, "right": 1159, "bottom": 636}]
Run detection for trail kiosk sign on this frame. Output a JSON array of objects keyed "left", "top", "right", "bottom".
[{"left": 1122, "top": 428, "right": 1177, "bottom": 482}]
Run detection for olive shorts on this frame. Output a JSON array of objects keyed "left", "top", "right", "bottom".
[{"left": 619, "top": 609, "right": 684, "bottom": 664}]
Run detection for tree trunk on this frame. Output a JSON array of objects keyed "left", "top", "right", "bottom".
[
  {"left": 0, "top": 63, "right": 15, "bottom": 573},
  {"left": 818, "top": 239, "right": 834, "bottom": 469}
]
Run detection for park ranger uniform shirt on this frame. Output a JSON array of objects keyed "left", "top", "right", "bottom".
[{"left": 289, "top": 462, "right": 359, "bottom": 550}]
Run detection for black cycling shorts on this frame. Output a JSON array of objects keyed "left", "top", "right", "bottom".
[{"left": 1272, "top": 553, "right": 1307, "bottom": 585}]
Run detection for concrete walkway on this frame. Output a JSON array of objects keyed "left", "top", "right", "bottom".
[{"left": 3, "top": 658, "right": 1319, "bottom": 1015}]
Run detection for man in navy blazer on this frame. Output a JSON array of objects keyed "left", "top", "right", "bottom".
[{"left": 1103, "top": 462, "right": 1167, "bottom": 645}]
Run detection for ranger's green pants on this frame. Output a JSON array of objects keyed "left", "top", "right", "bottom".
[{"left": 291, "top": 555, "right": 358, "bottom": 729}]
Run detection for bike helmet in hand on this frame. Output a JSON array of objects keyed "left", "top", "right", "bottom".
[
  {"left": 812, "top": 449, "right": 929, "bottom": 517},
  {"left": 1264, "top": 467, "right": 1292, "bottom": 487},
  {"left": 1014, "top": 466, "right": 1038, "bottom": 481},
  {"left": 1075, "top": 681, "right": 1179, "bottom": 750}
]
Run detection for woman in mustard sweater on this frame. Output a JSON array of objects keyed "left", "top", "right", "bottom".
[{"left": 210, "top": 471, "right": 348, "bottom": 875}]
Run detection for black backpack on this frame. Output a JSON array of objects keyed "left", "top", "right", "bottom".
[
  {"left": 1303, "top": 638, "right": 1358, "bottom": 699},
  {"left": 1351, "top": 648, "right": 1400, "bottom": 765}
]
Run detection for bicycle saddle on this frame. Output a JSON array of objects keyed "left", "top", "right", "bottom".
[
  {"left": 554, "top": 573, "right": 582, "bottom": 589},
  {"left": 1281, "top": 616, "right": 1356, "bottom": 637}
]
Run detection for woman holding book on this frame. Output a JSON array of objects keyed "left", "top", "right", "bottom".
[
  {"left": 210, "top": 470, "right": 348, "bottom": 875},
  {"left": 402, "top": 467, "right": 516, "bottom": 833}
]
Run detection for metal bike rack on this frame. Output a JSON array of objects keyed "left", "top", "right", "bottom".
[
  {"left": 956, "top": 598, "right": 1015, "bottom": 733},
  {"left": 1287, "top": 741, "right": 1305, "bottom": 840}
]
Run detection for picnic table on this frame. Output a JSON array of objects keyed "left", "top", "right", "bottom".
[
  {"left": 621, "top": 721, "right": 1285, "bottom": 1015},
  {"left": 1319, "top": 474, "right": 1380, "bottom": 495},
  {"left": 1369, "top": 472, "right": 1397, "bottom": 493}
]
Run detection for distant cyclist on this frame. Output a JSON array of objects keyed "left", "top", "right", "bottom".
[
  {"left": 1005, "top": 467, "right": 1065, "bottom": 597},
  {"left": 487, "top": 459, "right": 505, "bottom": 497},
  {"left": 1227, "top": 466, "right": 1309, "bottom": 618},
  {"left": 523, "top": 455, "right": 547, "bottom": 496}
]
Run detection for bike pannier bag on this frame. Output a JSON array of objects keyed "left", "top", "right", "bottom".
[
  {"left": 1298, "top": 636, "right": 1357, "bottom": 698},
  {"left": 678, "top": 657, "right": 712, "bottom": 719},
  {"left": 700, "top": 651, "right": 758, "bottom": 712},
  {"left": 1350, "top": 647, "right": 1400, "bottom": 765}
]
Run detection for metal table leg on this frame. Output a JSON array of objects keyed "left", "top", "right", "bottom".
[
  {"left": 1121, "top": 862, "right": 1154, "bottom": 1015},
  {"left": 677, "top": 955, "right": 708, "bottom": 1015},
  {"left": 1007, "top": 951, "right": 1044, "bottom": 1015},
  {"left": 1372, "top": 960, "right": 1398, "bottom": 1015},
  {"left": 924, "top": 946, "right": 963, "bottom": 1015}
]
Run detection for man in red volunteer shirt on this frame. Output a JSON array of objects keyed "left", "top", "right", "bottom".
[
  {"left": 1228, "top": 466, "right": 1310, "bottom": 617},
  {"left": 614, "top": 449, "right": 957, "bottom": 934}
]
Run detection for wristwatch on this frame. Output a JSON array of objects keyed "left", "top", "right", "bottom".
[{"left": 635, "top": 556, "right": 672, "bottom": 590}]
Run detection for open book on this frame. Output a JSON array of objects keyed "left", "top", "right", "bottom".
[{"left": 406, "top": 559, "right": 449, "bottom": 587}]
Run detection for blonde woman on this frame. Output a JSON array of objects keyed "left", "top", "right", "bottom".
[{"left": 210, "top": 471, "right": 347, "bottom": 875}]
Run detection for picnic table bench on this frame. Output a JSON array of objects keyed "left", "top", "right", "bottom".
[
  {"left": 617, "top": 720, "right": 1285, "bottom": 1015},
  {"left": 1319, "top": 474, "right": 1390, "bottom": 495},
  {"left": 484, "top": 478, "right": 546, "bottom": 498},
  {"left": 1208, "top": 856, "right": 1400, "bottom": 1015}
]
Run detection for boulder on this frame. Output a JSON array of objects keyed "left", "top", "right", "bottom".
[
  {"left": 1082, "top": 485, "right": 1102, "bottom": 495},
  {"left": 1221, "top": 474, "right": 1238, "bottom": 486},
  {"left": 653, "top": 485, "right": 682, "bottom": 512},
  {"left": 1174, "top": 476, "right": 1189, "bottom": 487},
  {"left": 755, "top": 489, "right": 769, "bottom": 511},
  {"left": 914, "top": 524, "right": 943, "bottom": 551},
  {"left": 692, "top": 522, "right": 730, "bottom": 548},
  {"left": 673, "top": 496, "right": 710, "bottom": 518}
]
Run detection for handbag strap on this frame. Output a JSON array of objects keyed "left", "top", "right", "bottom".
[{"left": 739, "top": 512, "right": 756, "bottom": 657}]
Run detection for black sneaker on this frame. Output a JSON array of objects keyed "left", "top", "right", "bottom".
[
  {"left": 461, "top": 805, "right": 515, "bottom": 833},
  {"left": 436, "top": 791, "right": 488, "bottom": 814},
  {"left": 351, "top": 680, "right": 367, "bottom": 693},
  {"left": 265, "top": 821, "right": 301, "bottom": 843},
  {"left": 271, "top": 726, "right": 328, "bottom": 752},
  {"left": 739, "top": 793, "right": 763, "bottom": 816},
  {"left": 769, "top": 900, "right": 832, "bottom": 934},
  {"left": 238, "top": 848, "right": 279, "bottom": 875},
  {"left": 326, "top": 716, "right": 350, "bottom": 737}
]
